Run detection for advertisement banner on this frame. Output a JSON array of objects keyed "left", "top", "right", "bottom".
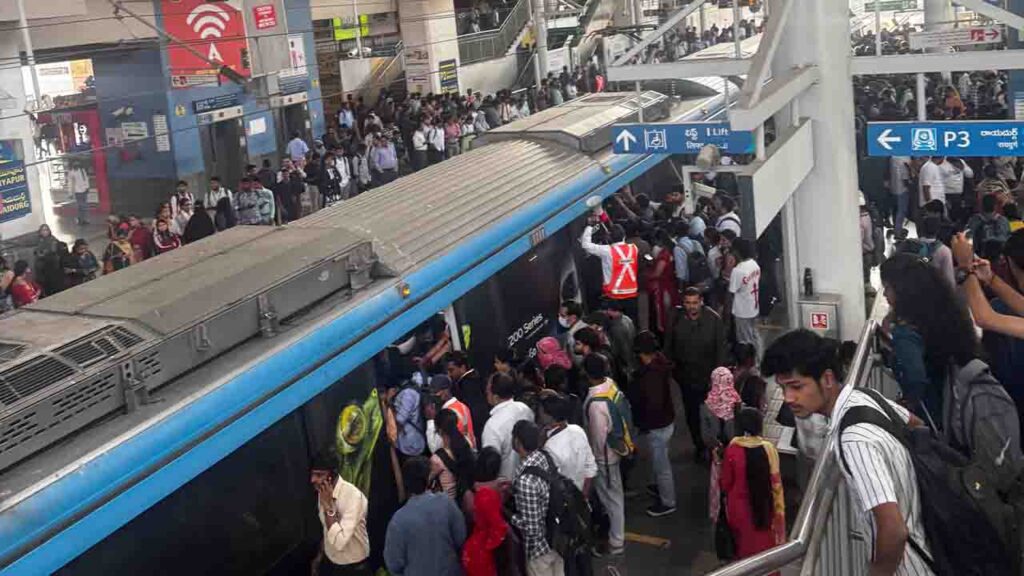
[
  {"left": 439, "top": 59, "right": 459, "bottom": 94},
  {"left": 0, "top": 141, "right": 31, "bottom": 224},
  {"left": 160, "top": 0, "right": 250, "bottom": 86}
]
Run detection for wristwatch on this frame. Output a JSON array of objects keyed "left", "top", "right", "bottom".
[{"left": 955, "top": 268, "right": 975, "bottom": 286}]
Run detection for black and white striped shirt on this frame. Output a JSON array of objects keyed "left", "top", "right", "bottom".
[{"left": 830, "top": 386, "right": 935, "bottom": 576}]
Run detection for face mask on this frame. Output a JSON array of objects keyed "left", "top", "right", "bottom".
[{"left": 558, "top": 316, "right": 572, "bottom": 329}]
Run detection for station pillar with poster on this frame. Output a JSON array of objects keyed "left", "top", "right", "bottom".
[{"left": 399, "top": 0, "right": 461, "bottom": 95}]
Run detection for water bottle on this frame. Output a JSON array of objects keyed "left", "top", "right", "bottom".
[{"left": 803, "top": 268, "right": 814, "bottom": 298}]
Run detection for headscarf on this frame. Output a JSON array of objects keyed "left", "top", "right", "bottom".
[
  {"left": 536, "top": 336, "right": 572, "bottom": 370},
  {"left": 705, "top": 366, "right": 742, "bottom": 420},
  {"left": 730, "top": 435, "right": 786, "bottom": 545},
  {"left": 183, "top": 208, "right": 216, "bottom": 244}
]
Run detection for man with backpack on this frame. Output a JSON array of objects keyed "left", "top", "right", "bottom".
[
  {"left": 512, "top": 420, "right": 567, "bottom": 576},
  {"left": 967, "top": 193, "right": 1011, "bottom": 256},
  {"left": 583, "top": 354, "right": 632, "bottom": 558},
  {"left": 387, "top": 380, "right": 426, "bottom": 461},
  {"left": 764, "top": 329, "right": 1017, "bottom": 576},
  {"left": 896, "top": 215, "right": 955, "bottom": 287}
]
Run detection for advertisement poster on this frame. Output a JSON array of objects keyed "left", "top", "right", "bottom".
[
  {"left": 334, "top": 388, "right": 384, "bottom": 496},
  {"left": 439, "top": 59, "right": 459, "bottom": 94},
  {"left": 0, "top": 141, "right": 31, "bottom": 224},
  {"left": 160, "top": 0, "right": 250, "bottom": 87}
]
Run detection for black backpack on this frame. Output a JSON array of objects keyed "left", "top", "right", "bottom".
[
  {"left": 839, "top": 388, "right": 1015, "bottom": 576},
  {"left": 519, "top": 450, "right": 592, "bottom": 559},
  {"left": 432, "top": 449, "right": 472, "bottom": 502}
]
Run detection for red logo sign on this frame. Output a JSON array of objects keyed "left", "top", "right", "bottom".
[
  {"left": 160, "top": 0, "right": 250, "bottom": 85},
  {"left": 253, "top": 4, "right": 277, "bottom": 29},
  {"left": 810, "top": 312, "right": 829, "bottom": 330},
  {"left": 969, "top": 27, "right": 1000, "bottom": 42}
]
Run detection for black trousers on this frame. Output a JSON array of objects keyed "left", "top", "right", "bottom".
[
  {"left": 321, "top": 560, "right": 372, "bottom": 576},
  {"left": 678, "top": 381, "right": 707, "bottom": 454}
]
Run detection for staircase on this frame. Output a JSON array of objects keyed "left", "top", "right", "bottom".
[
  {"left": 458, "top": 0, "right": 533, "bottom": 64},
  {"left": 360, "top": 41, "right": 406, "bottom": 105}
]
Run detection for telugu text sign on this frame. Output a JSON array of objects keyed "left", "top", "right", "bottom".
[
  {"left": 0, "top": 141, "right": 31, "bottom": 224},
  {"left": 612, "top": 123, "right": 755, "bottom": 155},
  {"left": 867, "top": 121, "right": 1024, "bottom": 157}
]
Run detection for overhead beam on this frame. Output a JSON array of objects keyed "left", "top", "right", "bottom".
[
  {"left": 953, "top": 0, "right": 1024, "bottom": 31},
  {"left": 850, "top": 49, "right": 1024, "bottom": 75},
  {"left": 739, "top": 0, "right": 793, "bottom": 108},
  {"left": 607, "top": 57, "right": 752, "bottom": 82},
  {"left": 730, "top": 65, "right": 820, "bottom": 131},
  {"left": 611, "top": 0, "right": 708, "bottom": 66}
]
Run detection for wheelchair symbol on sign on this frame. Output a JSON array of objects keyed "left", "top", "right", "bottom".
[
  {"left": 644, "top": 129, "right": 668, "bottom": 151},
  {"left": 911, "top": 128, "right": 938, "bottom": 152}
]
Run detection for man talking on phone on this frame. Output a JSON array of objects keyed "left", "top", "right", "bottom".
[{"left": 310, "top": 450, "right": 372, "bottom": 576}]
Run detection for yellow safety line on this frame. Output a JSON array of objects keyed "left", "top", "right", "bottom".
[{"left": 625, "top": 531, "right": 671, "bottom": 549}]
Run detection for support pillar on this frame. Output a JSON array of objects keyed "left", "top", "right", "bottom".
[
  {"left": 773, "top": 0, "right": 865, "bottom": 339},
  {"left": 534, "top": 0, "right": 549, "bottom": 82},
  {"left": 924, "top": 0, "right": 954, "bottom": 83},
  {"left": 400, "top": 0, "right": 460, "bottom": 95}
]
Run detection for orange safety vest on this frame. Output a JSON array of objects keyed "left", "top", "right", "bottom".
[
  {"left": 604, "top": 242, "right": 639, "bottom": 299},
  {"left": 447, "top": 399, "right": 476, "bottom": 448}
]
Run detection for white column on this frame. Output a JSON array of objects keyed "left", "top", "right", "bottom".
[
  {"left": 924, "top": 0, "right": 954, "bottom": 83},
  {"left": 533, "top": 0, "right": 549, "bottom": 81},
  {"left": 399, "top": 0, "right": 460, "bottom": 94},
  {"left": 774, "top": 0, "right": 866, "bottom": 339}
]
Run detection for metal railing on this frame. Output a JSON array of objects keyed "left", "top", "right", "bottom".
[
  {"left": 458, "top": 0, "right": 532, "bottom": 64},
  {"left": 708, "top": 299, "right": 894, "bottom": 576}
]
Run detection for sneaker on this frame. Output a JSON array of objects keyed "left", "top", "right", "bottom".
[
  {"left": 592, "top": 544, "right": 625, "bottom": 558},
  {"left": 646, "top": 484, "right": 659, "bottom": 499},
  {"left": 646, "top": 502, "right": 677, "bottom": 517}
]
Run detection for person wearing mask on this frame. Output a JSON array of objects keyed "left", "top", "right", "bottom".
[
  {"left": 384, "top": 457, "right": 467, "bottom": 576},
  {"left": 557, "top": 300, "right": 587, "bottom": 365},
  {"left": 670, "top": 287, "right": 729, "bottom": 461},
  {"left": 370, "top": 136, "right": 399, "bottom": 186},
  {"left": 183, "top": 201, "right": 216, "bottom": 244},
  {"left": 583, "top": 354, "right": 626, "bottom": 558},
  {"left": 203, "top": 177, "right": 232, "bottom": 221},
  {"left": 8, "top": 260, "right": 41, "bottom": 308},
  {"left": 151, "top": 218, "right": 181, "bottom": 255},
  {"left": 966, "top": 194, "right": 1011, "bottom": 255},
  {"left": 69, "top": 161, "right": 90, "bottom": 225},
  {"left": 33, "top": 224, "right": 65, "bottom": 296},
  {"left": 728, "top": 238, "right": 763, "bottom": 359},
  {"left": 429, "top": 409, "right": 476, "bottom": 501},
  {"left": 63, "top": 239, "right": 99, "bottom": 288},
  {"left": 104, "top": 223, "right": 135, "bottom": 273},
  {"left": 310, "top": 450, "right": 372, "bottom": 576},
  {"left": 286, "top": 131, "right": 310, "bottom": 162},
  {"left": 917, "top": 156, "right": 946, "bottom": 211},
  {"left": 720, "top": 407, "right": 786, "bottom": 563},
  {"left": 762, "top": 329, "right": 932, "bottom": 576},
  {"left": 461, "top": 447, "right": 510, "bottom": 576},
  {"left": 581, "top": 222, "right": 640, "bottom": 323},
  {"left": 630, "top": 331, "right": 677, "bottom": 517},
  {"left": 426, "top": 374, "right": 477, "bottom": 452},
  {"left": 510, "top": 420, "right": 565, "bottom": 576},
  {"left": 214, "top": 196, "right": 238, "bottom": 231},
  {"left": 538, "top": 393, "right": 596, "bottom": 496},
  {"left": 481, "top": 372, "right": 534, "bottom": 480},
  {"left": 880, "top": 253, "right": 980, "bottom": 423}
]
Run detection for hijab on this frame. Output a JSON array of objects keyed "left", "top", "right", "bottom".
[
  {"left": 705, "top": 366, "right": 742, "bottom": 420},
  {"left": 183, "top": 208, "right": 216, "bottom": 244},
  {"left": 536, "top": 336, "right": 572, "bottom": 370}
]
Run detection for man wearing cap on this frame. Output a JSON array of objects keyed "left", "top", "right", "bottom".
[{"left": 425, "top": 374, "right": 476, "bottom": 454}]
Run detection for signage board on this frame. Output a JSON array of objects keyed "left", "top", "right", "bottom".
[
  {"left": 909, "top": 26, "right": 1002, "bottom": 50},
  {"left": 612, "top": 122, "right": 755, "bottom": 155},
  {"left": 864, "top": 0, "right": 918, "bottom": 11},
  {"left": 0, "top": 141, "right": 31, "bottom": 224},
  {"left": 252, "top": 4, "right": 277, "bottom": 29},
  {"left": 439, "top": 59, "right": 459, "bottom": 94},
  {"left": 867, "top": 121, "right": 1024, "bottom": 156},
  {"left": 193, "top": 93, "right": 241, "bottom": 114},
  {"left": 160, "top": 0, "right": 250, "bottom": 86}
]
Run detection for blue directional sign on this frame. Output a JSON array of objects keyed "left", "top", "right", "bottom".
[
  {"left": 867, "top": 121, "right": 1024, "bottom": 157},
  {"left": 612, "top": 122, "right": 755, "bottom": 155}
]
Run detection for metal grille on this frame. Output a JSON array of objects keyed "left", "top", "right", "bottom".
[
  {"left": 110, "top": 326, "right": 145, "bottom": 348},
  {"left": 51, "top": 373, "right": 117, "bottom": 424},
  {"left": 0, "top": 411, "right": 41, "bottom": 454},
  {"left": 55, "top": 326, "right": 146, "bottom": 368},
  {"left": 136, "top": 351, "right": 163, "bottom": 380},
  {"left": 0, "top": 357, "right": 76, "bottom": 407},
  {"left": 0, "top": 342, "right": 26, "bottom": 364}
]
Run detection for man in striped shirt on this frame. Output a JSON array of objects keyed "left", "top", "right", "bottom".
[{"left": 763, "top": 330, "right": 933, "bottom": 576}]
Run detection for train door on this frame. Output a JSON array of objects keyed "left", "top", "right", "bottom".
[
  {"left": 200, "top": 117, "right": 247, "bottom": 185},
  {"left": 275, "top": 102, "right": 311, "bottom": 151}
]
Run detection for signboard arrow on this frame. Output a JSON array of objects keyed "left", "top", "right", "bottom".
[
  {"left": 616, "top": 129, "right": 637, "bottom": 152},
  {"left": 876, "top": 128, "right": 901, "bottom": 151}
]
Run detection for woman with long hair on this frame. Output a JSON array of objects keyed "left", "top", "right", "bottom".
[
  {"left": 8, "top": 260, "right": 42, "bottom": 308},
  {"left": 647, "top": 228, "right": 680, "bottom": 334},
  {"left": 152, "top": 218, "right": 182, "bottom": 256},
  {"left": 461, "top": 447, "right": 509, "bottom": 576},
  {"left": 33, "top": 224, "right": 65, "bottom": 296},
  {"left": 881, "top": 252, "right": 979, "bottom": 425},
  {"left": 720, "top": 407, "right": 785, "bottom": 565},
  {"left": 429, "top": 408, "right": 476, "bottom": 501}
]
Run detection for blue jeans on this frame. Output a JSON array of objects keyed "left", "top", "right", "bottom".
[
  {"left": 646, "top": 424, "right": 676, "bottom": 507},
  {"left": 893, "top": 193, "right": 909, "bottom": 236}
]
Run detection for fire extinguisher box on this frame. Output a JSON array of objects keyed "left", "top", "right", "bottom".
[{"left": 798, "top": 292, "right": 841, "bottom": 340}]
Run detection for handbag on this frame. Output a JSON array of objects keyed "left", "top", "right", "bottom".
[{"left": 715, "top": 492, "right": 736, "bottom": 561}]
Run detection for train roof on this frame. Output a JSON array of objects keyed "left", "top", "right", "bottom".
[{"left": 0, "top": 90, "right": 724, "bottom": 574}]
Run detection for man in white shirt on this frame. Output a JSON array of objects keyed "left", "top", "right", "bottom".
[
  {"left": 203, "top": 176, "right": 232, "bottom": 220},
  {"left": 763, "top": 330, "right": 933, "bottom": 576},
  {"left": 481, "top": 372, "right": 534, "bottom": 480},
  {"left": 728, "top": 238, "right": 762, "bottom": 359},
  {"left": 411, "top": 122, "right": 429, "bottom": 172},
  {"left": 310, "top": 450, "right": 372, "bottom": 575},
  {"left": 917, "top": 156, "right": 946, "bottom": 209},
  {"left": 427, "top": 122, "right": 446, "bottom": 165},
  {"left": 715, "top": 195, "right": 742, "bottom": 236},
  {"left": 286, "top": 131, "right": 309, "bottom": 163},
  {"left": 538, "top": 393, "right": 597, "bottom": 494},
  {"left": 580, "top": 222, "right": 639, "bottom": 322},
  {"left": 890, "top": 156, "right": 912, "bottom": 236},
  {"left": 939, "top": 157, "right": 973, "bottom": 224}
]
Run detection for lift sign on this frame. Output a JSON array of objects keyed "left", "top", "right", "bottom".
[{"left": 867, "top": 121, "right": 1024, "bottom": 157}]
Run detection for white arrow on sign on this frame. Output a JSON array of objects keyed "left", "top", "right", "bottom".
[
  {"left": 616, "top": 129, "right": 637, "bottom": 152},
  {"left": 877, "top": 128, "right": 902, "bottom": 151}
]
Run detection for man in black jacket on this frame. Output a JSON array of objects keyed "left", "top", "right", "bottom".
[
  {"left": 668, "top": 287, "right": 728, "bottom": 461},
  {"left": 445, "top": 351, "right": 489, "bottom": 435}
]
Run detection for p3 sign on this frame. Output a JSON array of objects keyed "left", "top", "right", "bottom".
[
  {"left": 867, "top": 121, "right": 1024, "bottom": 157},
  {"left": 160, "top": 0, "right": 251, "bottom": 85}
]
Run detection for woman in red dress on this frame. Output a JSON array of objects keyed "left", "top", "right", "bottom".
[
  {"left": 461, "top": 447, "right": 509, "bottom": 576},
  {"left": 646, "top": 230, "right": 680, "bottom": 334},
  {"left": 8, "top": 260, "right": 42, "bottom": 308},
  {"left": 720, "top": 407, "right": 786, "bottom": 567}
]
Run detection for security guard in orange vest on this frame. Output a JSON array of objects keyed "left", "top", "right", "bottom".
[{"left": 581, "top": 221, "right": 639, "bottom": 322}]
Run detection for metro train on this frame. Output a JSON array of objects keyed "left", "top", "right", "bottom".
[{"left": 0, "top": 82, "right": 736, "bottom": 576}]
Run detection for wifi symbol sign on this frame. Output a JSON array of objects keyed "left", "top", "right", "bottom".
[{"left": 186, "top": 3, "right": 233, "bottom": 39}]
